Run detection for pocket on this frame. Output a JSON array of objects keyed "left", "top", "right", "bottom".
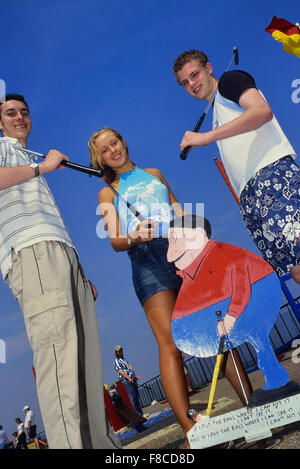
[
  {"left": 127, "top": 244, "right": 147, "bottom": 261},
  {"left": 8, "top": 251, "right": 23, "bottom": 300},
  {"left": 23, "top": 290, "right": 76, "bottom": 350},
  {"left": 77, "top": 261, "right": 90, "bottom": 286}
]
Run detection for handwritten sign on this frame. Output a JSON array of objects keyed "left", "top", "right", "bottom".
[{"left": 188, "top": 393, "right": 300, "bottom": 448}]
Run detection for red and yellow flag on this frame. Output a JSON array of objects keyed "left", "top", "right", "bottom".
[{"left": 265, "top": 16, "right": 300, "bottom": 58}]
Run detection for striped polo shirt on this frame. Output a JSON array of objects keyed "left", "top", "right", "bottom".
[
  {"left": 0, "top": 137, "right": 75, "bottom": 280},
  {"left": 114, "top": 357, "right": 135, "bottom": 383}
]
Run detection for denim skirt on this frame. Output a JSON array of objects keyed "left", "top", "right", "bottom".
[{"left": 127, "top": 237, "right": 182, "bottom": 306}]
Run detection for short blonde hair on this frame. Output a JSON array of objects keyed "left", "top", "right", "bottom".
[{"left": 88, "top": 127, "right": 129, "bottom": 183}]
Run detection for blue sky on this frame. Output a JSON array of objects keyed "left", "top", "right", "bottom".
[{"left": 0, "top": 0, "right": 299, "bottom": 438}]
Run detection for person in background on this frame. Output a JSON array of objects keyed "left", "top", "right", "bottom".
[
  {"left": 0, "top": 425, "right": 9, "bottom": 449},
  {"left": 23, "top": 406, "right": 39, "bottom": 449},
  {"left": 12, "top": 432, "right": 19, "bottom": 449},
  {"left": 15, "top": 417, "right": 27, "bottom": 449},
  {"left": 113, "top": 345, "right": 143, "bottom": 415}
]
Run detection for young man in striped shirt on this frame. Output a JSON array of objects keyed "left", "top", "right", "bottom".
[
  {"left": 114, "top": 345, "right": 143, "bottom": 415},
  {"left": 0, "top": 94, "right": 118, "bottom": 449}
]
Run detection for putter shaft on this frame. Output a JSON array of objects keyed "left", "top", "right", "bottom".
[{"left": 218, "top": 318, "right": 249, "bottom": 405}]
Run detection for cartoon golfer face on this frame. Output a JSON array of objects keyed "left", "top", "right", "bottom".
[{"left": 167, "top": 225, "right": 209, "bottom": 270}]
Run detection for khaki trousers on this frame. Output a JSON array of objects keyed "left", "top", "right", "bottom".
[{"left": 8, "top": 241, "right": 118, "bottom": 449}]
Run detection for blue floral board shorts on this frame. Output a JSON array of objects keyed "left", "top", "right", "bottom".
[
  {"left": 239, "top": 156, "right": 300, "bottom": 277},
  {"left": 127, "top": 237, "right": 182, "bottom": 306}
]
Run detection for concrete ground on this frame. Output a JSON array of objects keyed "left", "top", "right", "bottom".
[{"left": 119, "top": 349, "right": 300, "bottom": 450}]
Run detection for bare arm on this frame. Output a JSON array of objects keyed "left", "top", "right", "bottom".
[
  {"left": 180, "top": 88, "right": 273, "bottom": 150},
  {"left": 0, "top": 164, "right": 38, "bottom": 190},
  {"left": 0, "top": 149, "right": 70, "bottom": 190},
  {"left": 118, "top": 369, "right": 133, "bottom": 383}
]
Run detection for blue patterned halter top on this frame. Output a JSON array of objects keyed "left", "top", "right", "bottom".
[{"left": 114, "top": 167, "right": 175, "bottom": 236}]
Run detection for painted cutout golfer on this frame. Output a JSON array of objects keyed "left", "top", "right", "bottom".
[{"left": 168, "top": 215, "right": 300, "bottom": 407}]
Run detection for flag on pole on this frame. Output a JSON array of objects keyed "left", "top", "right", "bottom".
[{"left": 265, "top": 16, "right": 300, "bottom": 58}]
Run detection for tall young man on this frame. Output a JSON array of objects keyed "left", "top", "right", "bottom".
[
  {"left": 173, "top": 50, "right": 299, "bottom": 284},
  {"left": 0, "top": 94, "right": 118, "bottom": 449}
]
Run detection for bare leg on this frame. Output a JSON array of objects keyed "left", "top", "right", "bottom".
[
  {"left": 220, "top": 348, "right": 253, "bottom": 406},
  {"left": 143, "top": 289, "right": 194, "bottom": 435},
  {"left": 34, "top": 436, "right": 40, "bottom": 449}
]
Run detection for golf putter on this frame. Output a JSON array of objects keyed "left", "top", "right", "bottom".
[
  {"left": 205, "top": 333, "right": 226, "bottom": 416},
  {"left": 217, "top": 311, "right": 249, "bottom": 406}
]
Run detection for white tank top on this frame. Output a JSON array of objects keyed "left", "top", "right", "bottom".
[{"left": 212, "top": 90, "right": 296, "bottom": 196}]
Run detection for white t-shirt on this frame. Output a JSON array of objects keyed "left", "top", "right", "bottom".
[
  {"left": 17, "top": 422, "right": 24, "bottom": 436},
  {"left": 24, "top": 410, "right": 35, "bottom": 428}
]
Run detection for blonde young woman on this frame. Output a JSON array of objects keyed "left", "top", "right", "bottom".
[{"left": 89, "top": 127, "right": 195, "bottom": 438}]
